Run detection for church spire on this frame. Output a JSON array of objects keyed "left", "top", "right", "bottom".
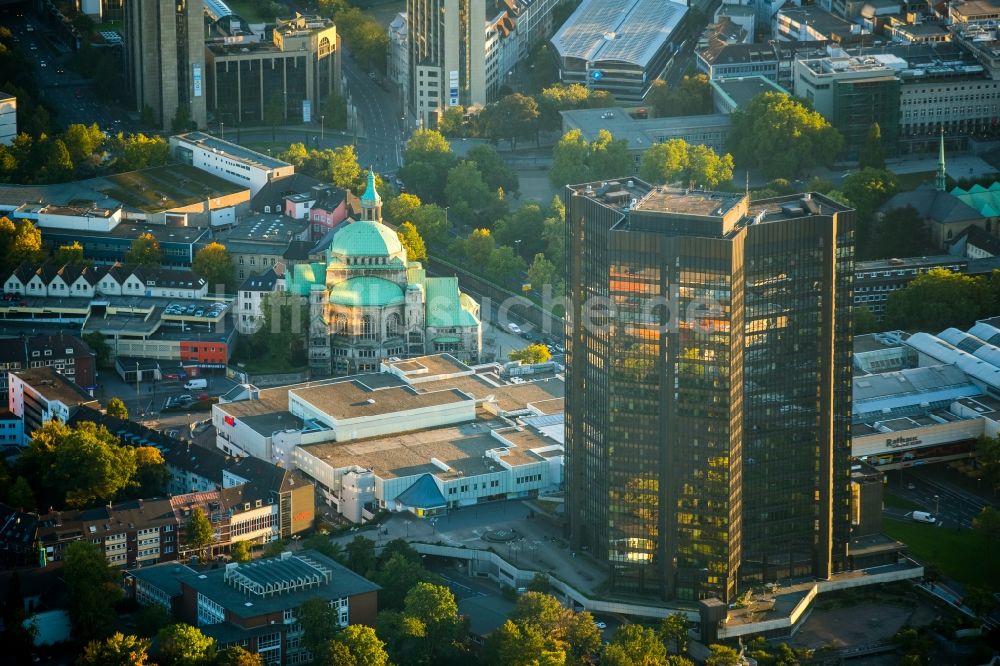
[
  {"left": 359, "top": 167, "right": 382, "bottom": 221},
  {"left": 936, "top": 127, "right": 947, "bottom": 192}
]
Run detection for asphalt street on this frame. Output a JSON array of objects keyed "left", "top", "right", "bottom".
[
  {"left": 889, "top": 465, "right": 995, "bottom": 529},
  {"left": 341, "top": 47, "right": 405, "bottom": 174}
]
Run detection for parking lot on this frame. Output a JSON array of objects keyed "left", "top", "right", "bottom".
[{"left": 162, "top": 300, "right": 229, "bottom": 321}]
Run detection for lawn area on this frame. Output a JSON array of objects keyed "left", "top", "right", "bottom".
[{"left": 883, "top": 517, "right": 1000, "bottom": 591}]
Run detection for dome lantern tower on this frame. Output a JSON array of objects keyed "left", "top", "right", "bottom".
[{"left": 360, "top": 167, "right": 382, "bottom": 221}]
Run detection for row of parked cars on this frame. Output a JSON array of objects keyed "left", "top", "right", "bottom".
[{"left": 165, "top": 302, "right": 227, "bottom": 318}]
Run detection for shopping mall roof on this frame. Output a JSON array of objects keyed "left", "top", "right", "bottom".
[{"left": 551, "top": 0, "right": 687, "bottom": 68}]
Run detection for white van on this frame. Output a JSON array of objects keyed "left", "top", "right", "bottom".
[
  {"left": 911, "top": 511, "right": 937, "bottom": 524},
  {"left": 183, "top": 378, "right": 208, "bottom": 391}
]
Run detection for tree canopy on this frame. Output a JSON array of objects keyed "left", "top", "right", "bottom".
[
  {"left": 157, "top": 623, "right": 216, "bottom": 666},
  {"left": 647, "top": 75, "right": 713, "bottom": 118},
  {"left": 510, "top": 344, "right": 552, "bottom": 365},
  {"left": 885, "top": 267, "right": 995, "bottom": 331},
  {"left": 397, "top": 221, "right": 427, "bottom": 262},
  {"left": 729, "top": 92, "right": 843, "bottom": 179},
  {"left": 123, "top": 232, "right": 163, "bottom": 267},
  {"left": 64, "top": 541, "right": 123, "bottom": 642},
  {"left": 192, "top": 242, "right": 236, "bottom": 292}
]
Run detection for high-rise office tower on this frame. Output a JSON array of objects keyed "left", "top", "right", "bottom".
[
  {"left": 564, "top": 182, "right": 854, "bottom": 603},
  {"left": 125, "top": 0, "right": 208, "bottom": 131}
]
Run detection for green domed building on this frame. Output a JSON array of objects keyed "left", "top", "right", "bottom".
[{"left": 285, "top": 170, "right": 482, "bottom": 375}]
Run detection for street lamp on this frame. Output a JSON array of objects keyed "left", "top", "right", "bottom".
[
  {"left": 320, "top": 114, "right": 325, "bottom": 143},
  {"left": 934, "top": 494, "right": 940, "bottom": 515},
  {"left": 220, "top": 121, "right": 224, "bottom": 140}
]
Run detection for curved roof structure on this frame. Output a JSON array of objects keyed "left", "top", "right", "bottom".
[
  {"left": 329, "top": 276, "right": 405, "bottom": 307},
  {"left": 905, "top": 332, "right": 1000, "bottom": 391},
  {"left": 328, "top": 220, "right": 403, "bottom": 258},
  {"left": 551, "top": 0, "right": 687, "bottom": 68}
]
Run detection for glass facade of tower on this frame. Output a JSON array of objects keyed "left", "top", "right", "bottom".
[{"left": 566, "top": 183, "right": 854, "bottom": 603}]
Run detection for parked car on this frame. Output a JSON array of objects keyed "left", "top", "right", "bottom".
[
  {"left": 162, "top": 371, "right": 186, "bottom": 381},
  {"left": 507, "top": 323, "right": 522, "bottom": 335}
]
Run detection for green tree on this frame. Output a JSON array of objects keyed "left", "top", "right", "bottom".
[
  {"left": 482, "top": 93, "right": 540, "bottom": 149},
  {"left": 589, "top": 129, "right": 633, "bottom": 181},
  {"left": 510, "top": 344, "right": 552, "bottom": 364},
  {"left": 171, "top": 102, "right": 193, "bottom": 133},
  {"left": 230, "top": 539, "right": 252, "bottom": 563},
  {"left": 648, "top": 75, "right": 713, "bottom": 118},
  {"left": 54, "top": 240, "right": 86, "bottom": 265},
  {"left": 374, "top": 552, "right": 443, "bottom": 611},
  {"left": 134, "top": 604, "right": 173, "bottom": 637},
  {"left": 446, "top": 160, "right": 504, "bottom": 225},
  {"left": 322, "top": 640, "right": 358, "bottom": 666},
  {"left": 185, "top": 506, "right": 215, "bottom": 559},
  {"left": 855, "top": 305, "right": 878, "bottom": 335},
  {"left": 80, "top": 633, "right": 152, "bottom": 666},
  {"left": 157, "top": 623, "right": 216, "bottom": 666},
  {"left": 262, "top": 539, "right": 288, "bottom": 558},
  {"left": 8, "top": 476, "right": 35, "bottom": 511},
  {"left": 20, "top": 420, "right": 138, "bottom": 508},
  {"left": 328, "top": 145, "right": 362, "bottom": 191},
  {"left": 704, "top": 644, "right": 741, "bottom": 666},
  {"left": 494, "top": 203, "right": 547, "bottom": 258},
  {"left": 487, "top": 619, "right": 563, "bottom": 666},
  {"left": 842, "top": 167, "right": 897, "bottom": 226},
  {"left": 64, "top": 541, "right": 122, "bottom": 642},
  {"left": 345, "top": 535, "right": 376, "bottom": 575},
  {"left": 109, "top": 133, "right": 170, "bottom": 171},
  {"left": 866, "top": 205, "right": 929, "bottom": 260},
  {"left": 605, "top": 624, "right": 667, "bottom": 665},
  {"left": 123, "top": 232, "right": 163, "bottom": 267},
  {"left": 106, "top": 397, "right": 129, "bottom": 420},
  {"left": 249, "top": 293, "right": 309, "bottom": 365},
  {"left": 550, "top": 129, "right": 591, "bottom": 188},
  {"left": 640, "top": 139, "right": 689, "bottom": 184},
  {"left": 729, "top": 92, "right": 843, "bottom": 179},
  {"left": 63, "top": 123, "right": 105, "bottom": 174},
  {"left": 83, "top": 332, "right": 112, "bottom": 368},
  {"left": 11, "top": 218, "right": 43, "bottom": 267},
  {"left": 859, "top": 122, "right": 886, "bottom": 170},
  {"left": 42, "top": 138, "right": 74, "bottom": 182},
  {"left": 487, "top": 246, "right": 527, "bottom": 286},
  {"left": 401, "top": 130, "right": 457, "bottom": 204},
  {"left": 263, "top": 94, "right": 284, "bottom": 142},
  {"left": 409, "top": 203, "right": 450, "bottom": 246},
  {"left": 297, "top": 597, "right": 341, "bottom": 656},
  {"left": 215, "top": 645, "right": 264, "bottom": 666},
  {"left": 885, "top": 268, "right": 985, "bottom": 331},
  {"left": 686, "top": 144, "right": 734, "bottom": 189},
  {"left": 439, "top": 106, "right": 468, "bottom": 137},
  {"left": 467, "top": 144, "right": 519, "bottom": 194},
  {"left": 385, "top": 193, "right": 423, "bottom": 225},
  {"left": 462, "top": 228, "right": 496, "bottom": 267},
  {"left": 397, "top": 221, "right": 427, "bottom": 261},
  {"left": 658, "top": 612, "right": 688, "bottom": 653},
  {"left": 300, "top": 532, "right": 344, "bottom": 563},
  {"left": 403, "top": 582, "right": 467, "bottom": 662},
  {"left": 527, "top": 253, "right": 559, "bottom": 293},
  {"left": 337, "top": 624, "right": 390, "bottom": 666},
  {"left": 2, "top": 571, "right": 34, "bottom": 664},
  {"left": 972, "top": 505, "right": 1000, "bottom": 541},
  {"left": 193, "top": 242, "right": 236, "bottom": 292},
  {"left": 963, "top": 587, "right": 996, "bottom": 617},
  {"left": 976, "top": 434, "right": 1000, "bottom": 494}
]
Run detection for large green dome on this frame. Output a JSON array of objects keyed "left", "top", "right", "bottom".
[
  {"left": 329, "top": 276, "right": 405, "bottom": 307},
  {"left": 328, "top": 220, "right": 403, "bottom": 258}
]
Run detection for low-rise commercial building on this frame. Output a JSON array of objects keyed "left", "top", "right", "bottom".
[
  {"left": 131, "top": 551, "right": 378, "bottom": 664},
  {"left": 7, "top": 367, "right": 99, "bottom": 443},
  {"left": 551, "top": 0, "right": 688, "bottom": 102},
  {"left": 853, "top": 255, "right": 969, "bottom": 319},
  {"left": 213, "top": 353, "right": 564, "bottom": 523},
  {"left": 775, "top": 6, "right": 864, "bottom": 43},
  {"left": 215, "top": 214, "right": 309, "bottom": 282},
  {"left": 710, "top": 76, "right": 788, "bottom": 114},
  {"left": 170, "top": 132, "right": 295, "bottom": 198}
]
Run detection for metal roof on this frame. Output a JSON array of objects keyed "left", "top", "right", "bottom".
[
  {"left": 328, "top": 276, "right": 405, "bottom": 307},
  {"left": 328, "top": 220, "right": 403, "bottom": 258},
  {"left": 551, "top": 0, "right": 687, "bottom": 69}
]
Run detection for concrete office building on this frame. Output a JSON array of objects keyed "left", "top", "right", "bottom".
[
  {"left": 407, "top": 0, "right": 561, "bottom": 128},
  {"left": 565, "top": 183, "right": 855, "bottom": 602},
  {"left": 205, "top": 14, "right": 340, "bottom": 125},
  {"left": 170, "top": 132, "right": 295, "bottom": 197},
  {"left": 125, "top": 0, "right": 207, "bottom": 131},
  {"left": 8, "top": 367, "right": 100, "bottom": 442},
  {"left": 551, "top": 0, "right": 688, "bottom": 102}
]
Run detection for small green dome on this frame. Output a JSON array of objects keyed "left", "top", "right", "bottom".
[
  {"left": 329, "top": 276, "right": 405, "bottom": 307},
  {"left": 328, "top": 220, "right": 403, "bottom": 258}
]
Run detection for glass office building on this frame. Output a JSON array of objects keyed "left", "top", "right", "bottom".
[{"left": 565, "top": 182, "right": 854, "bottom": 602}]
